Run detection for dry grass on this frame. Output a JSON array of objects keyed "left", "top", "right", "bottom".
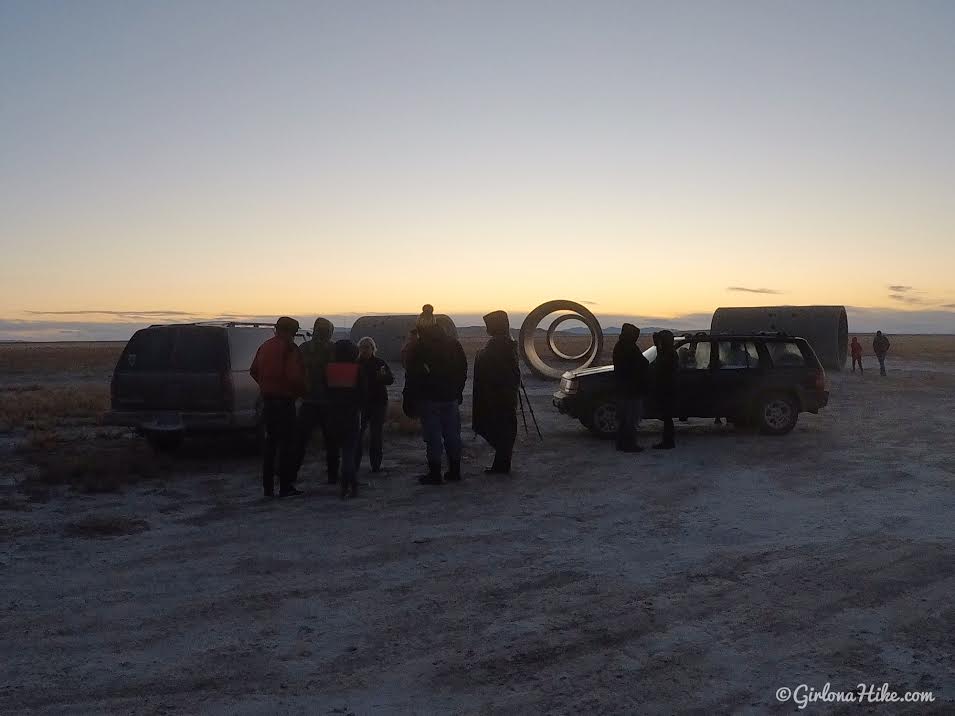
[
  {"left": 18, "top": 433, "right": 169, "bottom": 494},
  {"left": 0, "top": 341, "right": 124, "bottom": 376},
  {"left": 385, "top": 399, "right": 421, "bottom": 434},
  {"left": 0, "top": 384, "right": 109, "bottom": 432}
]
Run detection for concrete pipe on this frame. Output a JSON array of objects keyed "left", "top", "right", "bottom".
[
  {"left": 350, "top": 314, "right": 458, "bottom": 362},
  {"left": 710, "top": 305, "right": 848, "bottom": 371},
  {"left": 519, "top": 300, "right": 604, "bottom": 380}
]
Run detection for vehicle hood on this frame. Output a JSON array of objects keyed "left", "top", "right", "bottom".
[{"left": 563, "top": 346, "right": 660, "bottom": 379}]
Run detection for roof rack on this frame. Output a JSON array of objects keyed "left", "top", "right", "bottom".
[{"left": 193, "top": 320, "right": 272, "bottom": 328}]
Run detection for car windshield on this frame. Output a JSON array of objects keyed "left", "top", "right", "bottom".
[{"left": 641, "top": 337, "right": 686, "bottom": 364}]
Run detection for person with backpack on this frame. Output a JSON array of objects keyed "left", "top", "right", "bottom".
[
  {"left": 296, "top": 317, "right": 338, "bottom": 483},
  {"left": 325, "top": 339, "right": 367, "bottom": 499},
  {"left": 404, "top": 304, "right": 468, "bottom": 485},
  {"left": 472, "top": 310, "right": 520, "bottom": 474},
  {"left": 355, "top": 336, "right": 394, "bottom": 473},
  {"left": 873, "top": 331, "right": 890, "bottom": 376},
  {"left": 850, "top": 337, "right": 864, "bottom": 374},
  {"left": 250, "top": 317, "right": 306, "bottom": 497}
]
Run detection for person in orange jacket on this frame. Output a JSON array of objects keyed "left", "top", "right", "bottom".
[
  {"left": 850, "top": 336, "right": 864, "bottom": 374},
  {"left": 250, "top": 316, "right": 306, "bottom": 498},
  {"left": 324, "top": 339, "right": 367, "bottom": 498}
]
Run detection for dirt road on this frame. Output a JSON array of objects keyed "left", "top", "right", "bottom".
[{"left": 2, "top": 360, "right": 954, "bottom": 713}]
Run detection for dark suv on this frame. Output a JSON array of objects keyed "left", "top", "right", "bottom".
[{"left": 553, "top": 332, "right": 829, "bottom": 437}]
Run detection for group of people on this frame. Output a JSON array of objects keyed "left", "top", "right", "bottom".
[
  {"left": 611, "top": 324, "right": 678, "bottom": 453},
  {"left": 249, "top": 316, "right": 395, "bottom": 498},
  {"left": 248, "top": 305, "right": 521, "bottom": 499},
  {"left": 850, "top": 331, "right": 891, "bottom": 376}
]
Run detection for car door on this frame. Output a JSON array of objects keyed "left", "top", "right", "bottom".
[
  {"left": 674, "top": 339, "right": 715, "bottom": 418},
  {"left": 712, "top": 340, "right": 762, "bottom": 419}
]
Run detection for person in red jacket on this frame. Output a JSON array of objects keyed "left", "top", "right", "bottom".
[
  {"left": 850, "top": 336, "right": 864, "bottom": 374},
  {"left": 250, "top": 316, "right": 306, "bottom": 498}
]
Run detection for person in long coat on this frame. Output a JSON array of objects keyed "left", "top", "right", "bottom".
[
  {"left": 472, "top": 310, "right": 521, "bottom": 474},
  {"left": 652, "top": 330, "right": 678, "bottom": 450},
  {"left": 612, "top": 322, "right": 649, "bottom": 452}
]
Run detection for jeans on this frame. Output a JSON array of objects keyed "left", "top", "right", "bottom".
[
  {"left": 262, "top": 397, "right": 297, "bottom": 495},
  {"left": 852, "top": 357, "right": 863, "bottom": 373},
  {"left": 876, "top": 354, "right": 886, "bottom": 376},
  {"left": 295, "top": 402, "right": 339, "bottom": 481},
  {"left": 338, "top": 422, "right": 360, "bottom": 488},
  {"left": 615, "top": 397, "right": 642, "bottom": 449},
  {"left": 419, "top": 399, "right": 462, "bottom": 464},
  {"left": 658, "top": 396, "right": 676, "bottom": 447},
  {"left": 356, "top": 403, "right": 386, "bottom": 471}
]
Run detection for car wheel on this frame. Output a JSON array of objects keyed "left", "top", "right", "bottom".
[
  {"left": 144, "top": 430, "right": 184, "bottom": 453},
  {"left": 756, "top": 393, "right": 798, "bottom": 435},
  {"left": 589, "top": 400, "right": 617, "bottom": 438}
]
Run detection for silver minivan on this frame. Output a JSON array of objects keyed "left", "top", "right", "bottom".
[{"left": 105, "top": 321, "right": 311, "bottom": 450}]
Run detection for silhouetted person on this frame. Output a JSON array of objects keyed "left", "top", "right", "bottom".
[
  {"left": 355, "top": 336, "right": 394, "bottom": 473},
  {"left": 296, "top": 318, "right": 338, "bottom": 483},
  {"left": 325, "top": 339, "right": 366, "bottom": 498},
  {"left": 850, "top": 336, "right": 864, "bottom": 374},
  {"left": 652, "top": 330, "right": 678, "bottom": 450},
  {"left": 873, "top": 331, "right": 890, "bottom": 376},
  {"left": 612, "top": 323, "right": 649, "bottom": 452},
  {"left": 473, "top": 310, "right": 520, "bottom": 474},
  {"left": 250, "top": 317, "right": 306, "bottom": 497},
  {"left": 405, "top": 304, "right": 468, "bottom": 484}
]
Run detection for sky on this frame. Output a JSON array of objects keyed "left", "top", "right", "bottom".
[{"left": 2, "top": 0, "right": 954, "bottom": 339}]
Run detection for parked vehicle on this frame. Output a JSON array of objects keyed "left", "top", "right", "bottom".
[
  {"left": 105, "top": 322, "right": 311, "bottom": 451},
  {"left": 553, "top": 332, "right": 829, "bottom": 437}
]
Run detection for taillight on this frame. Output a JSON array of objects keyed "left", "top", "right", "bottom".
[{"left": 812, "top": 369, "right": 826, "bottom": 391}]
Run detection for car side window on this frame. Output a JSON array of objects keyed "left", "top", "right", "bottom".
[
  {"left": 678, "top": 341, "right": 711, "bottom": 370},
  {"left": 768, "top": 341, "right": 806, "bottom": 367},
  {"left": 716, "top": 341, "right": 759, "bottom": 369}
]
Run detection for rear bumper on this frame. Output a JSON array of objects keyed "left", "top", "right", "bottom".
[
  {"left": 802, "top": 389, "right": 829, "bottom": 413},
  {"left": 103, "top": 409, "right": 256, "bottom": 432}
]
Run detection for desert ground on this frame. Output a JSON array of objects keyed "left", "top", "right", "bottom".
[{"left": 1, "top": 335, "right": 954, "bottom": 714}]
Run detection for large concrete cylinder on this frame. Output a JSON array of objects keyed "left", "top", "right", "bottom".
[
  {"left": 350, "top": 314, "right": 458, "bottom": 362},
  {"left": 711, "top": 305, "right": 848, "bottom": 371},
  {"left": 519, "top": 300, "right": 604, "bottom": 380}
]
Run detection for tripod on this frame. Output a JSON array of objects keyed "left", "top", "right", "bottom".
[{"left": 517, "top": 380, "right": 543, "bottom": 441}]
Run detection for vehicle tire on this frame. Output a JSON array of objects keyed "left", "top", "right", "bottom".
[
  {"left": 755, "top": 393, "right": 798, "bottom": 435},
  {"left": 588, "top": 399, "right": 618, "bottom": 438},
  {"left": 144, "top": 430, "right": 184, "bottom": 453}
]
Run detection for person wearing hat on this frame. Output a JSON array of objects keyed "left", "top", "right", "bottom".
[
  {"left": 250, "top": 317, "right": 306, "bottom": 497},
  {"left": 612, "top": 323, "right": 650, "bottom": 452},
  {"left": 473, "top": 310, "right": 521, "bottom": 474},
  {"left": 405, "top": 304, "right": 468, "bottom": 484},
  {"left": 295, "top": 317, "right": 339, "bottom": 484}
]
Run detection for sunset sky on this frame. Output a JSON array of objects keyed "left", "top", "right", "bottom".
[{"left": 2, "top": 1, "right": 954, "bottom": 339}]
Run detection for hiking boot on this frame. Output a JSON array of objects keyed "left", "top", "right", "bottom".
[
  {"left": 418, "top": 461, "right": 444, "bottom": 485},
  {"left": 278, "top": 487, "right": 304, "bottom": 497},
  {"left": 445, "top": 459, "right": 462, "bottom": 482}
]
